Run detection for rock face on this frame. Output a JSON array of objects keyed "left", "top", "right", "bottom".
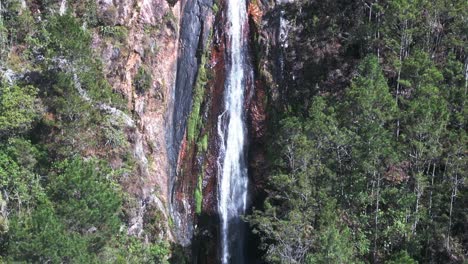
[
  {"left": 190, "top": 2, "right": 228, "bottom": 261},
  {"left": 169, "top": 0, "right": 214, "bottom": 246},
  {"left": 171, "top": 0, "right": 213, "bottom": 159},
  {"left": 92, "top": 0, "right": 222, "bottom": 246},
  {"left": 92, "top": 0, "right": 181, "bottom": 241},
  {"left": 85, "top": 0, "right": 222, "bottom": 246}
]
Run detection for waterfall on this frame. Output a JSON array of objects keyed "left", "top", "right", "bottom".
[{"left": 217, "top": 0, "right": 250, "bottom": 262}]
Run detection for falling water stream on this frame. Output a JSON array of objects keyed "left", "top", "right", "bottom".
[{"left": 217, "top": 0, "right": 250, "bottom": 262}]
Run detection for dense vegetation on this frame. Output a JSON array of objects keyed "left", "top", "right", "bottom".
[
  {"left": 0, "top": 1, "right": 170, "bottom": 262},
  {"left": 249, "top": 0, "right": 466, "bottom": 263}
]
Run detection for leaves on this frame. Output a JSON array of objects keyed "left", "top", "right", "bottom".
[{"left": 0, "top": 84, "right": 40, "bottom": 136}]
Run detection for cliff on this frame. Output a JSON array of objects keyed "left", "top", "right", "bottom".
[
  {"left": 87, "top": 0, "right": 218, "bottom": 246},
  {"left": 2, "top": 0, "right": 215, "bottom": 248}
]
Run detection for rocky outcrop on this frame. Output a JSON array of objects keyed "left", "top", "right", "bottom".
[
  {"left": 90, "top": 0, "right": 218, "bottom": 246},
  {"left": 89, "top": 0, "right": 270, "bottom": 252},
  {"left": 91, "top": 0, "right": 181, "bottom": 241}
]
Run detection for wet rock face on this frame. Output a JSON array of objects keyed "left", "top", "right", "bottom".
[
  {"left": 169, "top": 0, "right": 214, "bottom": 246},
  {"left": 170, "top": 0, "right": 213, "bottom": 166},
  {"left": 188, "top": 1, "right": 227, "bottom": 261},
  {"left": 248, "top": 80, "right": 267, "bottom": 194}
]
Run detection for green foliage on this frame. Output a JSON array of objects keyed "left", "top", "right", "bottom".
[
  {"left": 101, "top": 116, "right": 131, "bottom": 149},
  {"left": 386, "top": 251, "right": 418, "bottom": 264},
  {"left": 0, "top": 137, "right": 44, "bottom": 246},
  {"left": 99, "top": 26, "right": 129, "bottom": 43},
  {"left": 6, "top": 197, "right": 96, "bottom": 263},
  {"left": 78, "top": 60, "right": 124, "bottom": 105},
  {"left": 250, "top": 42, "right": 466, "bottom": 264},
  {"left": 0, "top": 147, "right": 42, "bottom": 214},
  {"left": 0, "top": 6, "right": 172, "bottom": 263},
  {"left": 344, "top": 55, "right": 396, "bottom": 127},
  {"left": 0, "top": 83, "right": 40, "bottom": 135},
  {"left": 73, "top": 0, "right": 99, "bottom": 27},
  {"left": 249, "top": 97, "right": 348, "bottom": 263},
  {"left": 306, "top": 202, "right": 361, "bottom": 264},
  {"left": 134, "top": 66, "right": 153, "bottom": 93},
  {"left": 40, "top": 14, "right": 92, "bottom": 60},
  {"left": 2, "top": 3, "right": 35, "bottom": 44},
  {"left": 401, "top": 51, "right": 449, "bottom": 160},
  {"left": 47, "top": 158, "right": 122, "bottom": 239},
  {"left": 100, "top": 235, "right": 170, "bottom": 263}
]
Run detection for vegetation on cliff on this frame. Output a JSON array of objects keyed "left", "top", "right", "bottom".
[{"left": 0, "top": 2, "right": 170, "bottom": 262}]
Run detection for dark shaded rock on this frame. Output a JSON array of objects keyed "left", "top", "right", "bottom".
[{"left": 169, "top": 0, "right": 214, "bottom": 247}]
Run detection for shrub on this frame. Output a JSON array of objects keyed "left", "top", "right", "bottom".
[
  {"left": 0, "top": 83, "right": 40, "bottom": 136},
  {"left": 134, "top": 66, "right": 152, "bottom": 93},
  {"left": 47, "top": 157, "right": 122, "bottom": 249},
  {"left": 42, "top": 14, "right": 92, "bottom": 60},
  {"left": 99, "top": 26, "right": 128, "bottom": 43}
]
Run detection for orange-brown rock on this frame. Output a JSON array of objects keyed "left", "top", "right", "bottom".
[
  {"left": 248, "top": 2, "right": 263, "bottom": 26},
  {"left": 90, "top": 0, "right": 181, "bottom": 241}
]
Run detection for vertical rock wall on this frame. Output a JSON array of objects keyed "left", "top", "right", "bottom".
[
  {"left": 93, "top": 0, "right": 219, "bottom": 248},
  {"left": 169, "top": 0, "right": 215, "bottom": 246},
  {"left": 92, "top": 0, "right": 182, "bottom": 241}
]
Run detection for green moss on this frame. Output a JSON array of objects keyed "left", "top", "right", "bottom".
[
  {"left": 194, "top": 172, "right": 203, "bottom": 214},
  {"left": 213, "top": 0, "right": 221, "bottom": 14},
  {"left": 196, "top": 133, "right": 209, "bottom": 153},
  {"left": 212, "top": 3, "right": 219, "bottom": 14},
  {"left": 187, "top": 52, "right": 208, "bottom": 142},
  {"left": 187, "top": 29, "right": 214, "bottom": 216},
  {"left": 200, "top": 134, "right": 209, "bottom": 152},
  {"left": 168, "top": 215, "right": 174, "bottom": 228}
]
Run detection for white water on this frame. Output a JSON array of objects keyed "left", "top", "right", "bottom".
[{"left": 217, "top": 0, "right": 250, "bottom": 262}]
